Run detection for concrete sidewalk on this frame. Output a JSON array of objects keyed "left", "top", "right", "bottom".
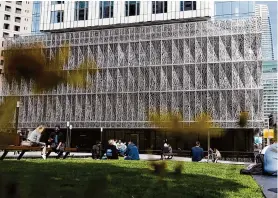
[
  {"left": 253, "top": 175, "right": 277, "bottom": 198},
  {"left": 0, "top": 151, "right": 250, "bottom": 165}
]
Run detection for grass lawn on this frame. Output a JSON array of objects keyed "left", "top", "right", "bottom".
[{"left": 0, "top": 159, "right": 262, "bottom": 198}]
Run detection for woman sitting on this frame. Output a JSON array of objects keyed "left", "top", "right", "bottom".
[{"left": 103, "top": 139, "right": 118, "bottom": 160}]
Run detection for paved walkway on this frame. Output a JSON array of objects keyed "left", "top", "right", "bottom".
[
  {"left": 0, "top": 151, "right": 250, "bottom": 165},
  {"left": 253, "top": 175, "right": 277, "bottom": 198}
]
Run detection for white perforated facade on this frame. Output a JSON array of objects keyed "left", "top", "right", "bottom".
[{"left": 2, "top": 17, "right": 263, "bottom": 130}]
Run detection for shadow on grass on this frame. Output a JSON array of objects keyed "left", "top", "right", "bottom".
[{"left": 0, "top": 160, "right": 259, "bottom": 198}]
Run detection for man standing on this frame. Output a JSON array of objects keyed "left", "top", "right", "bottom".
[
  {"left": 48, "top": 125, "right": 65, "bottom": 159},
  {"left": 191, "top": 141, "right": 204, "bottom": 162}
]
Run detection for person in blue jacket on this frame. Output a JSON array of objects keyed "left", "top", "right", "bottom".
[
  {"left": 124, "top": 140, "right": 140, "bottom": 160},
  {"left": 191, "top": 141, "right": 204, "bottom": 162}
]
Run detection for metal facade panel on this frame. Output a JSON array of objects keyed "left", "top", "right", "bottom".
[{"left": 3, "top": 17, "right": 263, "bottom": 129}]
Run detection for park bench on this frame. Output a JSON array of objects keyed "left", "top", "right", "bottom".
[
  {"left": 0, "top": 132, "right": 77, "bottom": 160},
  {"left": 0, "top": 145, "right": 77, "bottom": 160}
]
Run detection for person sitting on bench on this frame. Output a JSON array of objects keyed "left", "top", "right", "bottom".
[
  {"left": 26, "top": 125, "right": 47, "bottom": 160},
  {"left": 48, "top": 125, "right": 65, "bottom": 159}
]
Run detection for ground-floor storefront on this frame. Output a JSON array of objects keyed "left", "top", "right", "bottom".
[{"left": 43, "top": 128, "right": 256, "bottom": 152}]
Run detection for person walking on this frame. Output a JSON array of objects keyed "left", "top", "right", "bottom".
[{"left": 27, "top": 125, "right": 47, "bottom": 160}]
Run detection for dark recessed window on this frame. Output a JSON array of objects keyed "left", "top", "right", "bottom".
[
  {"left": 3, "top": 32, "right": 9, "bottom": 38},
  {"left": 14, "top": 25, "right": 20, "bottom": 31},
  {"left": 100, "top": 1, "right": 114, "bottom": 19},
  {"left": 15, "top": 17, "right": 21, "bottom": 23},
  {"left": 125, "top": 1, "right": 140, "bottom": 16},
  {"left": 14, "top": 34, "right": 19, "bottom": 38},
  {"left": 16, "top": 8, "right": 22, "bottom": 14},
  {"left": 74, "top": 1, "right": 88, "bottom": 21},
  {"left": 4, "top": 14, "right": 11, "bottom": 20},
  {"left": 152, "top": 1, "right": 167, "bottom": 14},
  {"left": 51, "top": 1, "right": 64, "bottom": 5},
  {"left": 51, "top": 10, "right": 64, "bottom": 23},
  {"left": 5, "top": 6, "right": 11, "bottom": 11},
  {"left": 180, "top": 1, "right": 196, "bottom": 11},
  {"left": 3, "top": 23, "right": 10, "bottom": 29},
  {"left": 0, "top": 60, "right": 4, "bottom": 65},
  {"left": 16, "top": 1, "right": 22, "bottom": 5}
]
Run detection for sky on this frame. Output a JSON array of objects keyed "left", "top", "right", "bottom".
[{"left": 256, "top": 1, "right": 277, "bottom": 60}]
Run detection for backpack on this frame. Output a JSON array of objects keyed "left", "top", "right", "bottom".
[
  {"left": 240, "top": 154, "right": 264, "bottom": 175},
  {"left": 240, "top": 163, "right": 263, "bottom": 175}
]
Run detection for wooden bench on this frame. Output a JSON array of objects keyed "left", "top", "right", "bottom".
[{"left": 0, "top": 145, "right": 77, "bottom": 160}]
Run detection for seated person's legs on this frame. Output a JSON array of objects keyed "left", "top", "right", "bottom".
[{"left": 124, "top": 156, "right": 132, "bottom": 160}]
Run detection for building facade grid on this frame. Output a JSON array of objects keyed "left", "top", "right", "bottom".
[{"left": 2, "top": 17, "right": 263, "bottom": 129}]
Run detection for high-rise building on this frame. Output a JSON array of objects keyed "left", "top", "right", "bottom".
[
  {"left": 262, "top": 61, "right": 278, "bottom": 119},
  {"left": 31, "top": 1, "right": 41, "bottom": 34},
  {"left": 2, "top": 1, "right": 263, "bottom": 151},
  {"left": 214, "top": 1, "right": 255, "bottom": 19},
  {"left": 255, "top": 4, "right": 274, "bottom": 61},
  {"left": 0, "top": 1, "right": 33, "bottom": 93}
]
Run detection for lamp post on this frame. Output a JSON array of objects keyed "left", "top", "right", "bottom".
[
  {"left": 15, "top": 101, "right": 20, "bottom": 133},
  {"left": 66, "top": 122, "right": 70, "bottom": 148},
  {"left": 100, "top": 127, "right": 103, "bottom": 143},
  {"left": 100, "top": 127, "right": 103, "bottom": 157},
  {"left": 69, "top": 124, "right": 72, "bottom": 147}
]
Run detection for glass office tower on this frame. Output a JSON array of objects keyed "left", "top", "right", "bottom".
[
  {"left": 214, "top": 1, "right": 255, "bottom": 19},
  {"left": 31, "top": 1, "right": 41, "bottom": 33}
]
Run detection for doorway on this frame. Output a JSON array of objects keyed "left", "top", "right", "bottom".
[{"left": 128, "top": 134, "right": 139, "bottom": 149}]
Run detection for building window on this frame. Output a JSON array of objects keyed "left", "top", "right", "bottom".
[
  {"left": 16, "top": 1, "right": 22, "bottom": 5},
  {"left": 0, "top": 60, "right": 4, "bottom": 65},
  {"left": 16, "top": 8, "right": 22, "bottom": 14},
  {"left": 100, "top": 1, "right": 114, "bottom": 19},
  {"left": 4, "top": 14, "right": 11, "bottom": 20},
  {"left": 5, "top": 6, "right": 11, "bottom": 12},
  {"left": 14, "top": 34, "right": 19, "bottom": 38},
  {"left": 6, "top": 1, "right": 11, "bottom": 3},
  {"left": 3, "top": 32, "right": 9, "bottom": 38},
  {"left": 51, "top": 1, "right": 64, "bottom": 5},
  {"left": 152, "top": 1, "right": 167, "bottom": 14},
  {"left": 3, "top": 23, "right": 10, "bottom": 30},
  {"left": 180, "top": 1, "right": 196, "bottom": 11},
  {"left": 51, "top": 10, "right": 64, "bottom": 23},
  {"left": 125, "top": 1, "right": 140, "bottom": 16},
  {"left": 15, "top": 17, "right": 21, "bottom": 23},
  {"left": 14, "top": 25, "right": 20, "bottom": 31},
  {"left": 74, "top": 1, "right": 88, "bottom": 21}
]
